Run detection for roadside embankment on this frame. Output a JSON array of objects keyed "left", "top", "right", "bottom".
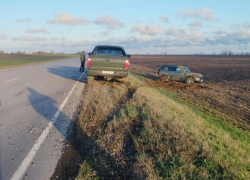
[{"left": 54, "top": 73, "right": 250, "bottom": 179}]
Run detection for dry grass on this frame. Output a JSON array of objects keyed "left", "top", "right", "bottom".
[{"left": 75, "top": 73, "right": 250, "bottom": 179}]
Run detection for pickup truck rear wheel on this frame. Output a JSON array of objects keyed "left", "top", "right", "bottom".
[{"left": 160, "top": 75, "right": 169, "bottom": 82}]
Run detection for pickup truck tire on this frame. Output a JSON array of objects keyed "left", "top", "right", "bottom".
[{"left": 87, "top": 76, "right": 95, "bottom": 84}]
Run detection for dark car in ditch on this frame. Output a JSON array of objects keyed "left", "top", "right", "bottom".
[
  {"left": 158, "top": 65, "right": 203, "bottom": 84},
  {"left": 87, "top": 45, "right": 131, "bottom": 83}
]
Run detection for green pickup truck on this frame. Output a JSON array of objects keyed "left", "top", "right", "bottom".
[{"left": 87, "top": 45, "right": 131, "bottom": 83}]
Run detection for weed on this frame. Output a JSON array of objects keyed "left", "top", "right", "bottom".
[{"left": 76, "top": 161, "right": 99, "bottom": 180}]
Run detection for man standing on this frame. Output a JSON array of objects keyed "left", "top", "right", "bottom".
[{"left": 80, "top": 51, "right": 86, "bottom": 72}]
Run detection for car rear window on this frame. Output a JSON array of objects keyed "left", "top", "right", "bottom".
[
  {"left": 163, "top": 67, "right": 168, "bottom": 71},
  {"left": 168, "top": 67, "right": 177, "bottom": 71},
  {"left": 94, "top": 47, "right": 126, "bottom": 56}
]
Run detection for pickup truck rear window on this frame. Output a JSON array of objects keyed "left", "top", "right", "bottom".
[{"left": 94, "top": 47, "right": 126, "bottom": 56}]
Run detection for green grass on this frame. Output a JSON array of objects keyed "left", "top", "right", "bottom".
[
  {"left": 0, "top": 54, "right": 76, "bottom": 69},
  {"left": 76, "top": 161, "right": 99, "bottom": 180},
  {"left": 128, "top": 87, "right": 250, "bottom": 179},
  {"left": 155, "top": 87, "right": 250, "bottom": 144},
  {"left": 75, "top": 73, "right": 250, "bottom": 179}
]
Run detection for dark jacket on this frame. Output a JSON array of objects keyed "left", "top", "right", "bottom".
[{"left": 80, "top": 53, "right": 85, "bottom": 63}]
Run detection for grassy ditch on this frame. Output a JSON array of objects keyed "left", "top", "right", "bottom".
[
  {"left": 0, "top": 54, "right": 76, "bottom": 70},
  {"left": 75, "top": 74, "right": 250, "bottom": 179}
]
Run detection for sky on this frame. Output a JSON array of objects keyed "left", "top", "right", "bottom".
[{"left": 0, "top": 0, "right": 250, "bottom": 54}]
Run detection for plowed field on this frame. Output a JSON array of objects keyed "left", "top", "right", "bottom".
[{"left": 130, "top": 55, "right": 250, "bottom": 131}]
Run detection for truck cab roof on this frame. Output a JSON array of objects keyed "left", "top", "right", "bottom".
[{"left": 94, "top": 45, "right": 124, "bottom": 49}]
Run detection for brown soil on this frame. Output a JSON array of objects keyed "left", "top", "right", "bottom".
[{"left": 130, "top": 55, "right": 250, "bottom": 131}]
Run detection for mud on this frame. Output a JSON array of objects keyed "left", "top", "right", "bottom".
[{"left": 130, "top": 55, "right": 250, "bottom": 131}]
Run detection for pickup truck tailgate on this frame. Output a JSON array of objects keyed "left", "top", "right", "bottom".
[{"left": 90, "top": 55, "right": 126, "bottom": 70}]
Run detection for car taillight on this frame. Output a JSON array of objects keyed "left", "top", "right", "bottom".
[
  {"left": 125, "top": 59, "right": 129, "bottom": 69},
  {"left": 87, "top": 57, "right": 91, "bottom": 67}
]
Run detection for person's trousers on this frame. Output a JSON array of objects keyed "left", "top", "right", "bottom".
[{"left": 80, "top": 61, "right": 85, "bottom": 72}]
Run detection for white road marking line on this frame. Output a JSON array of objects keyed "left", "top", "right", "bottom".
[
  {"left": 6, "top": 77, "right": 20, "bottom": 83},
  {"left": 10, "top": 72, "right": 85, "bottom": 180}
]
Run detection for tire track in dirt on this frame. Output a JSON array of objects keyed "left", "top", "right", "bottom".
[
  {"left": 152, "top": 79, "right": 250, "bottom": 131},
  {"left": 130, "top": 55, "right": 250, "bottom": 132}
]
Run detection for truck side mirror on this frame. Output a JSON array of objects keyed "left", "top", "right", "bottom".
[
  {"left": 88, "top": 52, "right": 92, "bottom": 56},
  {"left": 126, "top": 54, "right": 131, "bottom": 58}
]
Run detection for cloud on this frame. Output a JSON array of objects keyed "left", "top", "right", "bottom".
[
  {"left": 20, "top": 28, "right": 250, "bottom": 54},
  {"left": 94, "top": 15, "right": 125, "bottom": 30},
  {"left": 0, "top": 34, "right": 7, "bottom": 40},
  {"left": 177, "top": 8, "right": 216, "bottom": 21},
  {"left": 188, "top": 21, "right": 203, "bottom": 27},
  {"left": 242, "top": 23, "right": 250, "bottom": 28},
  {"left": 12, "top": 36, "right": 47, "bottom": 42},
  {"left": 213, "top": 30, "right": 228, "bottom": 36},
  {"left": 51, "top": 38, "right": 58, "bottom": 41},
  {"left": 166, "top": 28, "right": 202, "bottom": 38},
  {"left": 16, "top": 18, "right": 31, "bottom": 22},
  {"left": 159, "top": 16, "right": 169, "bottom": 23},
  {"left": 132, "top": 25, "right": 165, "bottom": 36},
  {"left": 234, "top": 30, "right": 250, "bottom": 39},
  {"left": 100, "top": 31, "right": 110, "bottom": 36},
  {"left": 130, "top": 28, "right": 250, "bottom": 48},
  {"left": 111, "top": 34, "right": 204, "bottom": 49},
  {"left": 231, "top": 22, "right": 250, "bottom": 29},
  {"left": 163, "top": 28, "right": 205, "bottom": 46},
  {"left": 137, "top": 35, "right": 152, "bottom": 42},
  {"left": 48, "top": 13, "right": 89, "bottom": 26},
  {"left": 208, "top": 29, "right": 250, "bottom": 45},
  {"left": 26, "top": 28, "right": 49, "bottom": 34}
]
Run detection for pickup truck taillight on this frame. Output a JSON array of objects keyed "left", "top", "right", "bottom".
[
  {"left": 87, "top": 57, "right": 91, "bottom": 67},
  {"left": 125, "top": 59, "right": 129, "bottom": 69}
]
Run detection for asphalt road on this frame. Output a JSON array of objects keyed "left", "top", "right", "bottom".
[{"left": 0, "top": 57, "right": 86, "bottom": 180}]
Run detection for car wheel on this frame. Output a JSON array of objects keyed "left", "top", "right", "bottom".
[
  {"left": 160, "top": 75, "right": 169, "bottom": 82},
  {"left": 186, "top": 77, "right": 194, "bottom": 84}
]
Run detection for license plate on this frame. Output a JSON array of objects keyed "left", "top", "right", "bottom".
[{"left": 102, "top": 71, "right": 114, "bottom": 74}]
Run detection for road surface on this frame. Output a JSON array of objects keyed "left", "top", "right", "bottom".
[{"left": 0, "top": 57, "right": 86, "bottom": 180}]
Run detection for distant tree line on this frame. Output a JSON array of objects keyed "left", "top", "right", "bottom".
[
  {"left": 220, "top": 50, "right": 250, "bottom": 55},
  {"left": 1, "top": 50, "right": 250, "bottom": 56}
]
